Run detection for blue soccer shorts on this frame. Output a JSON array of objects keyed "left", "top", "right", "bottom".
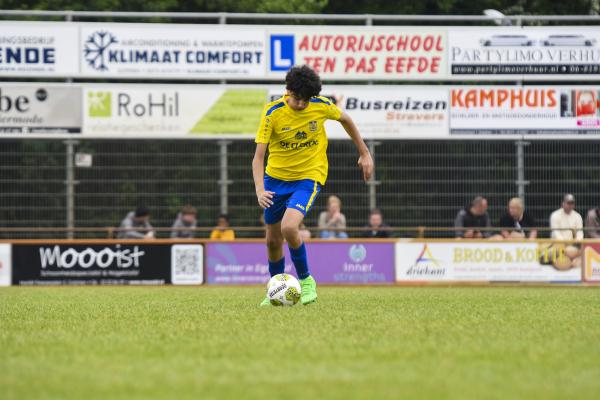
[{"left": 263, "top": 174, "right": 321, "bottom": 225}]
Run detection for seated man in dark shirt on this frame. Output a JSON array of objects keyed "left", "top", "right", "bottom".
[
  {"left": 454, "top": 196, "right": 492, "bottom": 238},
  {"left": 498, "top": 197, "right": 537, "bottom": 239},
  {"left": 363, "top": 208, "right": 391, "bottom": 238}
]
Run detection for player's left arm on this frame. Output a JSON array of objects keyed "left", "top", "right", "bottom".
[{"left": 338, "top": 111, "right": 374, "bottom": 182}]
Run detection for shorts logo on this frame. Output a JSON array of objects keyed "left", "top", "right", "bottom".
[
  {"left": 281, "top": 126, "right": 291, "bottom": 131},
  {"left": 295, "top": 131, "right": 307, "bottom": 140},
  {"left": 309, "top": 120, "right": 317, "bottom": 132},
  {"left": 295, "top": 204, "right": 305, "bottom": 210}
]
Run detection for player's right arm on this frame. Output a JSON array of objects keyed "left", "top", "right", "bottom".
[
  {"left": 253, "top": 104, "right": 276, "bottom": 209},
  {"left": 338, "top": 111, "right": 374, "bottom": 182},
  {"left": 252, "top": 143, "right": 274, "bottom": 209}
]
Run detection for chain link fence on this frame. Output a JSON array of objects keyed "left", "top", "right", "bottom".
[{"left": 1, "top": 138, "right": 598, "bottom": 239}]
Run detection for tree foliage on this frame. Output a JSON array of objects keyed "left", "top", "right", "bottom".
[{"left": 0, "top": 0, "right": 596, "bottom": 15}]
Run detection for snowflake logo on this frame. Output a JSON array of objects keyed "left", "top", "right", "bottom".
[{"left": 83, "top": 31, "right": 118, "bottom": 71}]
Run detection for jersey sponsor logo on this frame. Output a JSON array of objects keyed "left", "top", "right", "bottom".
[
  {"left": 294, "top": 130, "right": 307, "bottom": 140},
  {"left": 295, "top": 203, "right": 306, "bottom": 211},
  {"left": 269, "top": 35, "right": 294, "bottom": 71},
  {"left": 279, "top": 139, "right": 318, "bottom": 150},
  {"left": 309, "top": 120, "right": 317, "bottom": 132},
  {"left": 281, "top": 126, "right": 291, "bottom": 131}
]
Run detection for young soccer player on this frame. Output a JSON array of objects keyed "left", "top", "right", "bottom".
[{"left": 252, "top": 65, "right": 374, "bottom": 306}]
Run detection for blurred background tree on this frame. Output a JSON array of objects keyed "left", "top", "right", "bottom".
[{"left": 0, "top": 0, "right": 597, "bottom": 15}]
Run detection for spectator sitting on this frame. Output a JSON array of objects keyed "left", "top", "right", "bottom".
[
  {"left": 454, "top": 196, "right": 492, "bottom": 238},
  {"left": 550, "top": 194, "right": 583, "bottom": 240},
  {"left": 363, "top": 209, "right": 391, "bottom": 238},
  {"left": 497, "top": 197, "right": 538, "bottom": 239},
  {"left": 210, "top": 214, "right": 235, "bottom": 240},
  {"left": 299, "top": 223, "right": 312, "bottom": 241},
  {"left": 585, "top": 207, "right": 600, "bottom": 238},
  {"left": 170, "top": 205, "right": 197, "bottom": 239},
  {"left": 117, "top": 206, "right": 155, "bottom": 239},
  {"left": 318, "top": 195, "right": 348, "bottom": 239}
]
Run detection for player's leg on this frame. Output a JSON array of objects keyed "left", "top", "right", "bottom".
[
  {"left": 280, "top": 209, "right": 304, "bottom": 249},
  {"left": 281, "top": 208, "right": 318, "bottom": 305},
  {"left": 260, "top": 222, "right": 285, "bottom": 307},
  {"left": 281, "top": 180, "right": 321, "bottom": 305},
  {"left": 266, "top": 222, "right": 285, "bottom": 276},
  {"left": 260, "top": 176, "right": 290, "bottom": 306}
]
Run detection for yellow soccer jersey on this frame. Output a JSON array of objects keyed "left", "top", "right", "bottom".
[{"left": 255, "top": 95, "right": 342, "bottom": 185}]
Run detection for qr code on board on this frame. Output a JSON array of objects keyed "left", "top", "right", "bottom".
[
  {"left": 171, "top": 245, "right": 203, "bottom": 284},
  {"left": 174, "top": 247, "right": 200, "bottom": 274}
]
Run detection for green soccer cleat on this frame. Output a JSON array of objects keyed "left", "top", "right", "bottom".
[
  {"left": 260, "top": 297, "right": 271, "bottom": 307},
  {"left": 300, "top": 275, "right": 318, "bottom": 305}
]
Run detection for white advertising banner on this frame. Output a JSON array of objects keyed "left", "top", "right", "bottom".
[
  {"left": 449, "top": 27, "right": 600, "bottom": 80},
  {"left": 83, "top": 85, "right": 227, "bottom": 135},
  {"left": 270, "top": 86, "right": 449, "bottom": 139},
  {"left": 0, "top": 244, "right": 11, "bottom": 287},
  {"left": 0, "top": 82, "right": 596, "bottom": 137},
  {"left": 0, "top": 84, "right": 82, "bottom": 133},
  {"left": 82, "top": 84, "right": 450, "bottom": 137},
  {"left": 79, "top": 23, "right": 266, "bottom": 79},
  {"left": 450, "top": 86, "right": 600, "bottom": 135},
  {"left": 4, "top": 22, "right": 600, "bottom": 81},
  {"left": 0, "top": 22, "right": 79, "bottom": 77},
  {"left": 267, "top": 27, "right": 447, "bottom": 80},
  {"left": 395, "top": 242, "right": 581, "bottom": 282}
]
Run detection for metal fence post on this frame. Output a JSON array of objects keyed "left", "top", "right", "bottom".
[
  {"left": 65, "top": 10, "right": 74, "bottom": 84},
  {"left": 218, "top": 140, "right": 232, "bottom": 215},
  {"left": 515, "top": 140, "right": 530, "bottom": 202},
  {"left": 64, "top": 139, "right": 79, "bottom": 239},
  {"left": 367, "top": 140, "right": 381, "bottom": 211}
]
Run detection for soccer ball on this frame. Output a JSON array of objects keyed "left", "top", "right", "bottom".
[{"left": 267, "top": 274, "right": 301, "bottom": 306}]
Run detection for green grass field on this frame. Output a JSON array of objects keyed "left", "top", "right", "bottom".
[{"left": 1, "top": 286, "right": 599, "bottom": 400}]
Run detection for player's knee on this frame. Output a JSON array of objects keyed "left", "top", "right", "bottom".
[
  {"left": 280, "top": 223, "right": 299, "bottom": 240},
  {"left": 266, "top": 236, "right": 283, "bottom": 251}
]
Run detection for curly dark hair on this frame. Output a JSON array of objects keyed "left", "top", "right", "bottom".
[{"left": 285, "top": 65, "right": 322, "bottom": 100}]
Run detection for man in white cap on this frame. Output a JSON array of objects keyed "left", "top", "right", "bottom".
[{"left": 550, "top": 194, "right": 583, "bottom": 240}]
